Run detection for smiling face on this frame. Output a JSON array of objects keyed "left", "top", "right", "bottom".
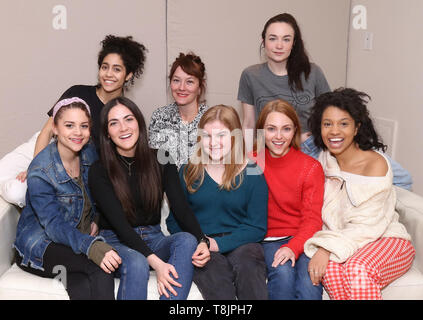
[
  {"left": 321, "top": 106, "right": 359, "bottom": 156},
  {"left": 263, "top": 22, "right": 295, "bottom": 65},
  {"left": 53, "top": 108, "right": 90, "bottom": 155},
  {"left": 201, "top": 120, "right": 232, "bottom": 163},
  {"left": 98, "top": 53, "right": 133, "bottom": 96},
  {"left": 170, "top": 66, "right": 201, "bottom": 108},
  {"left": 107, "top": 103, "right": 139, "bottom": 157},
  {"left": 264, "top": 111, "right": 296, "bottom": 158}
]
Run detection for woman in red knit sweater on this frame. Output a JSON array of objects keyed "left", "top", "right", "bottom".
[{"left": 253, "top": 99, "right": 325, "bottom": 299}]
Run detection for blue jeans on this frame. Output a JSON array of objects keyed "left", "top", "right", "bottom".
[
  {"left": 301, "top": 135, "right": 413, "bottom": 190},
  {"left": 99, "top": 225, "right": 197, "bottom": 300},
  {"left": 301, "top": 135, "right": 321, "bottom": 160},
  {"left": 262, "top": 238, "right": 322, "bottom": 300}
]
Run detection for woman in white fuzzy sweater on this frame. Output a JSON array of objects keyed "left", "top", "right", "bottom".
[{"left": 304, "top": 88, "right": 415, "bottom": 300}]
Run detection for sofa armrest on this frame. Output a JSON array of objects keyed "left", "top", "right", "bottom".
[
  {"left": 0, "top": 197, "right": 19, "bottom": 277},
  {"left": 395, "top": 186, "right": 423, "bottom": 274}
]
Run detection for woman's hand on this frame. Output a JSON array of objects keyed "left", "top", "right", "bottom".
[
  {"left": 148, "top": 254, "right": 182, "bottom": 298},
  {"left": 192, "top": 242, "right": 211, "bottom": 267},
  {"left": 100, "top": 250, "right": 121, "bottom": 274},
  {"left": 208, "top": 237, "right": 219, "bottom": 252},
  {"left": 16, "top": 170, "right": 28, "bottom": 182},
  {"left": 272, "top": 246, "right": 296, "bottom": 267},
  {"left": 308, "top": 247, "right": 330, "bottom": 286},
  {"left": 90, "top": 222, "right": 99, "bottom": 236}
]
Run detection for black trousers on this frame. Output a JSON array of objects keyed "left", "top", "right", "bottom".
[
  {"left": 16, "top": 242, "right": 115, "bottom": 300},
  {"left": 193, "top": 242, "right": 268, "bottom": 300}
]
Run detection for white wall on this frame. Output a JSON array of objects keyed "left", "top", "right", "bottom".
[
  {"left": 0, "top": 0, "right": 167, "bottom": 158},
  {"left": 2, "top": 0, "right": 421, "bottom": 196},
  {"left": 0, "top": 0, "right": 350, "bottom": 156},
  {"left": 167, "top": 0, "right": 350, "bottom": 114},
  {"left": 347, "top": 0, "right": 423, "bottom": 195}
]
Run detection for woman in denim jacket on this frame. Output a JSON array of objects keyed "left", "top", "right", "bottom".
[{"left": 14, "top": 97, "right": 120, "bottom": 300}]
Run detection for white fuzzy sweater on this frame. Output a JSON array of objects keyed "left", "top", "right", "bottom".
[{"left": 304, "top": 151, "right": 410, "bottom": 263}]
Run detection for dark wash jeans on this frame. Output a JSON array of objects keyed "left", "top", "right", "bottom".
[
  {"left": 16, "top": 242, "right": 115, "bottom": 300},
  {"left": 193, "top": 242, "right": 268, "bottom": 300}
]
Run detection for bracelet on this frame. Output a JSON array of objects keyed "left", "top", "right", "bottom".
[{"left": 199, "top": 236, "right": 210, "bottom": 248}]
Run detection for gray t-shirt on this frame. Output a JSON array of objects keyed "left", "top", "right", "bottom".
[{"left": 237, "top": 63, "right": 330, "bottom": 132}]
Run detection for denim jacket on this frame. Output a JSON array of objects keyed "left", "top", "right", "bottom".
[{"left": 14, "top": 141, "right": 103, "bottom": 270}]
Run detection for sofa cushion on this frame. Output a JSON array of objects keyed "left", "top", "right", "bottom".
[
  {"left": 395, "top": 186, "right": 423, "bottom": 274},
  {"left": 0, "top": 198, "right": 19, "bottom": 277},
  {"left": 0, "top": 263, "right": 203, "bottom": 300},
  {"left": 0, "top": 132, "right": 39, "bottom": 207},
  {"left": 382, "top": 265, "right": 423, "bottom": 300},
  {"left": 322, "top": 264, "right": 423, "bottom": 300},
  {"left": 0, "top": 264, "right": 69, "bottom": 300}
]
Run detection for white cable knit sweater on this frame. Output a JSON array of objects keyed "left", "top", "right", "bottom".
[{"left": 304, "top": 150, "right": 410, "bottom": 263}]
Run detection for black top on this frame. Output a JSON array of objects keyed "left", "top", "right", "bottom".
[
  {"left": 88, "top": 152, "right": 205, "bottom": 257},
  {"left": 48, "top": 85, "right": 104, "bottom": 148}
]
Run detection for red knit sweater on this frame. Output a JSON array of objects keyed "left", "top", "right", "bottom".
[{"left": 256, "top": 147, "right": 324, "bottom": 259}]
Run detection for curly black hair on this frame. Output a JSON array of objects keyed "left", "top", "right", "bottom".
[
  {"left": 308, "top": 87, "right": 387, "bottom": 152},
  {"left": 97, "top": 35, "right": 147, "bottom": 87}
]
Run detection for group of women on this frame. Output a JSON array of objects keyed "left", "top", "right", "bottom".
[{"left": 13, "top": 13, "right": 415, "bottom": 300}]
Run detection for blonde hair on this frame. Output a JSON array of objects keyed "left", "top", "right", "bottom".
[
  {"left": 255, "top": 99, "right": 302, "bottom": 153},
  {"left": 184, "top": 105, "right": 245, "bottom": 193}
]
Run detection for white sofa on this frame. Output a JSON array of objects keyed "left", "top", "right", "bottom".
[
  {"left": 1, "top": 187, "right": 423, "bottom": 300},
  {"left": 0, "top": 133, "right": 423, "bottom": 300},
  {"left": 0, "top": 196, "right": 203, "bottom": 300},
  {"left": 0, "top": 133, "right": 203, "bottom": 300}
]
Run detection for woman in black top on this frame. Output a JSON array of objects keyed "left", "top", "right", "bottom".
[
  {"left": 16, "top": 35, "right": 147, "bottom": 182},
  {"left": 88, "top": 97, "right": 210, "bottom": 300}
]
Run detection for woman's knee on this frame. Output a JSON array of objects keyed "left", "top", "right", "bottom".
[
  {"left": 120, "top": 250, "right": 150, "bottom": 278},
  {"left": 172, "top": 232, "right": 198, "bottom": 252},
  {"left": 267, "top": 262, "right": 295, "bottom": 281},
  {"left": 229, "top": 243, "right": 266, "bottom": 268},
  {"left": 344, "top": 260, "right": 374, "bottom": 286}
]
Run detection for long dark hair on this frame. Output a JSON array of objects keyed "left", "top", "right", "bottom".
[
  {"left": 261, "top": 13, "right": 311, "bottom": 91},
  {"left": 99, "top": 97, "right": 162, "bottom": 222},
  {"left": 308, "top": 88, "right": 387, "bottom": 152}
]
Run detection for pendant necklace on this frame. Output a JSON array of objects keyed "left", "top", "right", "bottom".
[
  {"left": 119, "top": 155, "right": 135, "bottom": 176},
  {"left": 64, "top": 159, "right": 80, "bottom": 179}
]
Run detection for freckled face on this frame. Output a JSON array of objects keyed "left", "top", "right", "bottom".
[
  {"left": 264, "top": 111, "right": 295, "bottom": 158},
  {"left": 170, "top": 66, "right": 201, "bottom": 108},
  {"left": 201, "top": 120, "right": 232, "bottom": 163}
]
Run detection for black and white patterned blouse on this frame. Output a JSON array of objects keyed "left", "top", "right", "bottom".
[{"left": 148, "top": 102, "right": 209, "bottom": 169}]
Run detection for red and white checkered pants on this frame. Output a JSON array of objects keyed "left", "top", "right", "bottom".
[{"left": 322, "top": 237, "right": 415, "bottom": 300}]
